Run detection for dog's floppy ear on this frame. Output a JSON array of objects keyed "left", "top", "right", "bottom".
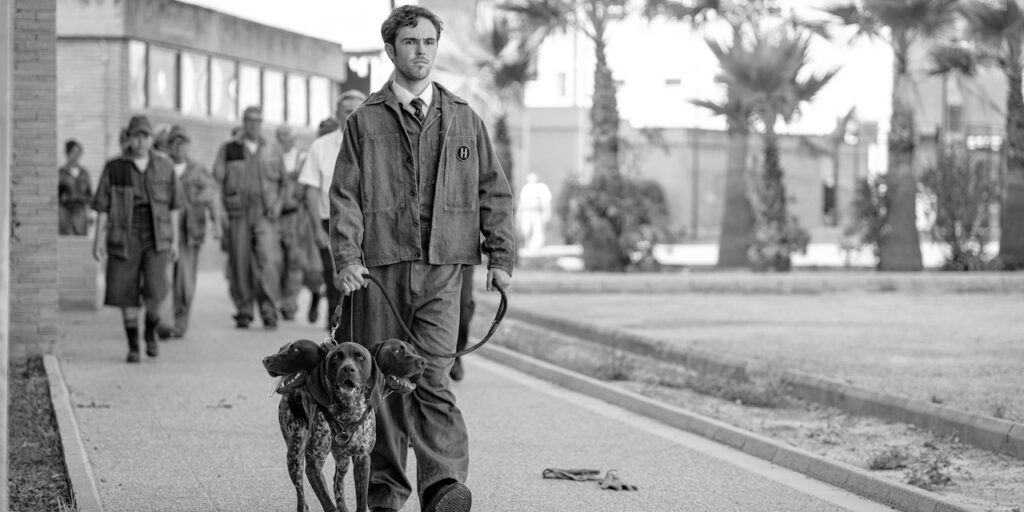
[{"left": 367, "top": 359, "right": 385, "bottom": 410}]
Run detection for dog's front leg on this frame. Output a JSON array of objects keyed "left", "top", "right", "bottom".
[{"left": 352, "top": 453, "right": 372, "bottom": 512}]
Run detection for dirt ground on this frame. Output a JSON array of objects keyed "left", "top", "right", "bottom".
[
  {"left": 485, "top": 317, "right": 1024, "bottom": 512},
  {"left": 508, "top": 292, "right": 1024, "bottom": 423}
]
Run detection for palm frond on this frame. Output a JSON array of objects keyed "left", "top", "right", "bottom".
[
  {"left": 959, "top": 0, "right": 1024, "bottom": 47},
  {"left": 929, "top": 43, "right": 980, "bottom": 77}
]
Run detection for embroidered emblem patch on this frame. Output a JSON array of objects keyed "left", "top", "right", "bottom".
[{"left": 456, "top": 146, "right": 470, "bottom": 161}]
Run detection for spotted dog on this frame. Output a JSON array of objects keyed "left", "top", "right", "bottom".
[{"left": 263, "top": 338, "right": 426, "bottom": 512}]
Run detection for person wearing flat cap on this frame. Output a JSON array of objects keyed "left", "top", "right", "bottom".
[
  {"left": 154, "top": 125, "right": 223, "bottom": 338},
  {"left": 91, "top": 114, "right": 183, "bottom": 363}
]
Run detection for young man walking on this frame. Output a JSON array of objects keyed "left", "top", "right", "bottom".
[
  {"left": 298, "top": 89, "right": 366, "bottom": 330},
  {"left": 158, "top": 126, "right": 221, "bottom": 338},
  {"left": 213, "top": 106, "right": 287, "bottom": 329},
  {"left": 330, "top": 6, "right": 515, "bottom": 512},
  {"left": 275, "top": 124, "right": 321, "bottom": 322},
  {"left": 92, "top": 115, "right": 181, "bottom": 363},
  {"left": 58, "top": 139, "right": 93, "bottom": 236}
]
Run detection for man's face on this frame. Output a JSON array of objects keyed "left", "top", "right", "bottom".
[
  {"left": 386, "top": 17, "right": 438, "bottom": 83},
  {"left": 276, "top": 130, "right": 294, "bottom": 151},
  {"left": 67, "top": 145, "right": 82, "bottom": 164},
  {"left": 129, "top": 132, "right": 153, "bottom": 156},
  {"left": 336, "top": 98, "right": 362, "bottom": 126},
  {"left": 243, "top": 111, "right": 262, "bottom": 140},
  {"left": 171, "top": 140, "right": 190, "bottom": 162}
]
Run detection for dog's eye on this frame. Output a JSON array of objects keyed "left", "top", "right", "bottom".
[{"left": 356, "top": 355, "right": 365, "bottom": 361}]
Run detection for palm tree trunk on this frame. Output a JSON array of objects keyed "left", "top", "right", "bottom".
[
  {"left": 591, "top": 35, "right": 620, "bottom": 179},
  {"left": 999, "top": 39, "right": 1024, "bottom": 268},
  {"left": 494, "top": 114, "right": 514, "bottom": 190},
  {"left": 879, "top": 57, "right": 923, "bottom": 271},
  {"left": 717, "top": 113, "right": 753, "bottom": 267},
  {"left": 763, "top": 126, "right": 791, "bottom": 271}
]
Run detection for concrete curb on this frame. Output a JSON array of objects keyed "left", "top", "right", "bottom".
[
  {"left": 477, "top": 295, "right": 750, "bottom": 382},
  {"left": 43, "top": 354, "right": 105, "bottom": 512},
  {"left": 478, "top": 344, "right": 978, "bottom": 512},
  {"left": 783, "top": 370, "right": 1024, "bottom": 460},
  {"left": 485, "top": 271, "right": 1024, "bottom": 294}
]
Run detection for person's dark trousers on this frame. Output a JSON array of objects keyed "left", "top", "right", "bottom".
[
  {"left": 456, "top": 265, "right": 474, "bottom": 353},
  {"left": 320, "top": 219, "right": 342, "bottom": 331},
  {"left": 341, "top": 261, "right": 467, "bottom": 511}
]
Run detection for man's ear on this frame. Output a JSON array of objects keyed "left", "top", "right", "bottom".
[
  {"left": 368, "top": 362, "right": 385, "bottom": 410},
  {"left": 384, "top": 43, "right": 396, "bottom": 63}
]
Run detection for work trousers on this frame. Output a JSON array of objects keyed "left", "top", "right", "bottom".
[
  {"left": 280, "top": 211, "right": 322, "bottom": 317},
  {"left": 157, "top": 241, "right": 201, "bottom": 334},
  {"left": 320, "top": 219, "right": 342, "bottom": 330},
  {"left": 224, "top": 215, "right": 282, "bottom": 324},
  {"left": 341, "top": 261, "right": 467, "bottom": 510}
]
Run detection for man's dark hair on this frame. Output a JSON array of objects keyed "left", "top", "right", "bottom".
[
  {"left": 380, "top": 5, "right": 443, "bottom": 47},
  {"left": 65, "top": 139, "right": 81, "bottom": 155}
]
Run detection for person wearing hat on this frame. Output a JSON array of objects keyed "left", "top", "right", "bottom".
[
  {"left": 91, "top": 114, "right": 182, "bottom": 363},
  {"left": 155, "top": 126, "right": 222, "bottom": 338},
  {"left": 212, "top": 105, "right": 287, "bottom": 329}
]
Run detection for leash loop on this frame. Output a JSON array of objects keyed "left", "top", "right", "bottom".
[{"left": 329, "top": 271, "right": 508, "bottom": 359}]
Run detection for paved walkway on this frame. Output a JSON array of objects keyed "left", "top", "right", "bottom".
[{"left": 54, "top": 271, "right": 898, "bottom": 512}]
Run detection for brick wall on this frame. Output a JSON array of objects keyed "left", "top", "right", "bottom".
[{"left": 11, "top": 0, "right": 58, "bottom": 355}]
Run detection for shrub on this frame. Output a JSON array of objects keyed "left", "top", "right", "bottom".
[
  {"left": 746, "top": 141, "right": 810, "bottom": 271},
  {"left": 920, "top": 144, "right": 1000, "bottom": 271},
  {"left": 557, "top": 174, "right": 671, "bottom": 272},
  {"left": 845, "top": 175, "right": 888, "bottom": 268}
]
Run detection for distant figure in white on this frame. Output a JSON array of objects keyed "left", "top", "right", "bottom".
[{"left": 517, "top": 172, "right": 552, "bottom": 250}]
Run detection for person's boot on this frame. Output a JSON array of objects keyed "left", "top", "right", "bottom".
[
  {"left": 307, "top": 292, "right": 321, "bottom": 324},
  {"left": 125, "top": 326, "right": 140, "bottom": 363},
  {"left": 144, "top": 317, "right": 160, "bottom": 357}
]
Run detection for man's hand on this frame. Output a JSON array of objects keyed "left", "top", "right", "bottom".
[
  {"left": 170, "top": 244, "right": 179, "bottom": 262},
  {"left": 92, "top": 240, "right": 106, "bottom": 262},
  {"left": 336, "top": 264, "right": 368, "bottom": 295},
  {"left": 314, "top": 226, "right": 330, "bottom": 249},
  {"left": 486, "top": 268, "right": 511, "bottom": 292}
]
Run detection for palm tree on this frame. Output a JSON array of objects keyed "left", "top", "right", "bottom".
[
  {"left": 930, "top": 0, "right": 1024, "bottom": 268},
  {"left": 821, "top": 0, "right": 960, "bottom": 271},
  {"left": 437, "top": 11, "right": 543, "bottom": 190},
  {"left": 709, "top": 25, "right": 836, "bottom": 270},
  {"left": 643, "top": 0, "right": 766, "bottom": 267},
  {"left": 500, "top": 0, "right": 629, "bottom": 179}
]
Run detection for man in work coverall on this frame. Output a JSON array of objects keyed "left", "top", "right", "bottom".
[
  {"left": 213, "top": 106, "right": 286, "bottom": 329},
  {"left": 331, "top": 6, "right": 515, "bottom": 511}
]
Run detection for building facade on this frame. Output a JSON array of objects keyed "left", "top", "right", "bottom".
[{"left": 57, "top": 0, "right": 360, "bottom": 179}]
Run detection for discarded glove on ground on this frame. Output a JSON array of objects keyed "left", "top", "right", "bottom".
[{"left": 542, "top": 468, "right": 638, "bottom": 491}]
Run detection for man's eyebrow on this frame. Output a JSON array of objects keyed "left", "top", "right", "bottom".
[{"left": 400, "top": 37, "right": 437, "bottom": 42}]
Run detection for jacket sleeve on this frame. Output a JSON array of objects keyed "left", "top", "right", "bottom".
[
  {"left": 211, "top": 144, "right": 227, "bottom": 191},
  {"left": 475, "top": 115, "right": 516, "bottom": 275},
  {"left": 329, "top": 117, "right": 364, "bottom": 269},
  {"left": 90, "top": 163, "right": 112, "bottom": 213}
]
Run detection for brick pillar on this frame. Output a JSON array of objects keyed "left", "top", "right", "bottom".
[
  {"left": 1, "top": 0, "right": 13, "bottom": 508},
  {"left": 10, "top": 0, "right": 58, "bottom": 357}
]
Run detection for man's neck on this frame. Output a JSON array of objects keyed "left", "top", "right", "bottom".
[
  {"left": 128, "top": 150, "right": 148, "bottom": 160},
  {"left": 394, "top": 74, "right": 430, "bottom": 97}
]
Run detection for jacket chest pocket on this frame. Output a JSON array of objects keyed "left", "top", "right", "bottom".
[
  {"left": 361, "top": 133, "right": 406, "bottom": 213},
  {"left": 149, "top": 178, "right": 173, "bottom": 204},
  {"left": 443, "top": 136, "right": 479, "bottom": 212}
]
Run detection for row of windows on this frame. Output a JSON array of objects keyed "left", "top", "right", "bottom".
[{"left": 128, "top": 40, "right": 340, "bottom": 127}]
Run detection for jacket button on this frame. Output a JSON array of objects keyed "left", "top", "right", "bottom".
[
  {"left": 409, "top": 190, "right": 416, "bottom": 197},
  {"left": 405, "top": 157, "right": 413, "bottom": 165}
]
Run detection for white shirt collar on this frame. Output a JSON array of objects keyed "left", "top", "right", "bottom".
[{"left": 391, "top": 81, "right": 434, "bottom": 114}]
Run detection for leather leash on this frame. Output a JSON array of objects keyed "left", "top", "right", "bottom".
[{"left": 329, "top": 272, "right": 508, "bottom": 359}]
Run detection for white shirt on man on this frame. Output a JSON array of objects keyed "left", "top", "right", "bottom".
[
  {"left": 297, "top": 129, "right": 344, "bottom": 220},
  {"left": 392, "top": 81, "right": 434, "bottom": 117}
]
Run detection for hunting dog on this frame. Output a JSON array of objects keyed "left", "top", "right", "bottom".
[{"left": 263, "top": 338, "right": 426, "bottom": 512}]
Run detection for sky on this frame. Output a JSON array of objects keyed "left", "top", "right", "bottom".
[
  {"left": 178, "top": 0, "right": 405, "bottom": 51},
  {"left": 180, "top": 0, "right": 892, "bottom": 142}
]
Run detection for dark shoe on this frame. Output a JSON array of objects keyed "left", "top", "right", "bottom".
[
  {"left": 264, "top": 318, "right": 278, "bottom": 329},
  {"left": 126, "top": 350, "right": 140, "bottom": 363},
  {"left": 449, "top": 358, "right": 464, "bottom": 382},
  {"left": 145, "top": 339, "right": 159, "bottom": 357},
  {"left": 233, "top": 314, "right": 251, "bottom": 329},
  {"left": 155, "top": 325, "right": 174, "bottom": 340},
  {"left": 168, "top": 327, "right": 185, "bottom": 339},
  {"left": 307, "top": 293, "right": 321, "bottom": 324},
  {"left": 280, "top": 309, "right": 296, "bottom": 321},
  {"left": 423, "top": 481, "right": 471, "bottom": 512}
]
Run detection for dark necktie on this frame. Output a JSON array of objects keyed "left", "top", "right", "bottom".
[{"left": 410, "top": 98, "right": 426, "bottom": 123}]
